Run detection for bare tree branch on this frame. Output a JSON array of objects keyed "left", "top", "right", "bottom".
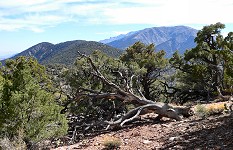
[
  {"left": 69, "top": 51, "right": 193, "bottom": 128},
  {"left": 105, "top": 103, "right": 189, "bottom": 129}
]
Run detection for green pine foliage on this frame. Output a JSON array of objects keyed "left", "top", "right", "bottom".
[
  {"left": 120, "top": 42, "right": 168, "bottom": 100},
  {"left": 0, "top": 23, "right": 231, "bottom": 147},
  {"left": 43, "top": 41, "right": 122, "bottom": 65},
  {"left": 0, "top": 57, "right": 68, "bottom": 145},
  {"left": 170, "top": 22, "right": 233, "bottom": 103},
  {"left": 65, "top": 50, "right": 129, "bottom": 117},
  {"left": 64, "top": 47, "right": 169, "bottom": 126}
]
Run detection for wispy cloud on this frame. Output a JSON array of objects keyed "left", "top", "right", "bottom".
[{"left": 0, "top": 0, "right": 232, "bottom": 32}]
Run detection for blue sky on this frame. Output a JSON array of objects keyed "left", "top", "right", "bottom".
[{"left": 0, "top": 0, "right": 233, "bottom": 59}]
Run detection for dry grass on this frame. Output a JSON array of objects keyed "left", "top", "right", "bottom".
[
  {"left": 194, "top": 103, "right": 226, "bottom": 117},
  {"left": 205, "top": 103, "right": 225, "bottom": 115},
  {"left": 0, "top": 128, "right": 26, "bottom": 150},
  {"left": 102, "top": 136, "right": 121, "bottom": 150},
  {"left": 0, "top": 137, "right": 26, "bottom": 150}
]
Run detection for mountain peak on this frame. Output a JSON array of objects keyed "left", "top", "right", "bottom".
[
  {"left": 101, "top": 26, "right": 198, "bottom": 57},
  {"left": 3, "top": 40, "right": 122, "bottom": 65}
]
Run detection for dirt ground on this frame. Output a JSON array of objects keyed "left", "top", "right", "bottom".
[{"left": 51, "top": 113, "right": 233, "bottom": 150}]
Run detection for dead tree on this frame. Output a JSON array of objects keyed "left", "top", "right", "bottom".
[
  {"left": 63, "top": 52, "right": 192, "bottom": 128},
  {"left": 216, "top": 86, "right": 233, "bottom": 101}
]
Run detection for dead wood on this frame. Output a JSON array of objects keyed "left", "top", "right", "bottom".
[
  {"left": 215, "top": 86, "right": 233, "bottom": 102},
  {"left": 67, "top": 52, "right": 193, "bottom": 129},
  {"left": 105, "top": 103, "right": 185, "bottom": 127}
]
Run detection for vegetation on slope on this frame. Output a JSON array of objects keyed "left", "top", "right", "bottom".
[
  {"left": 0, "top": 22, "right": 232, "bottom": 149},
  {"left": 42, "top": 41, "right": 122, "bottom": 65},
  {"left": 2, "top": 40, "right": 122, "bottom": 66},
  {"left": 0, "top": 57, "right": 68, "bottom": 149}
]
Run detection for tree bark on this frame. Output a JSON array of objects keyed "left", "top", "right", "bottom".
[{"left": 66, "top": 52, "right": 193, "bottom": 128}]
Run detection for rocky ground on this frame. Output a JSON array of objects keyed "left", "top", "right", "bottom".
[{"left": 51, "top": 112, "right": 233, "bottom": 150}]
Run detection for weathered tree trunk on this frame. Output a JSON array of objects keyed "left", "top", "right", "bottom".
[
  {"left": 141, "top": 76, "right": 151, "bottom": 100},
  {"left": 216, "top": 86, "right": 233, "bottom": 101},
  {"left": 105, "top": 103, "right": 192, "bottom": 128},
  {"left": 64, "top": 52, "right": 192, "bottom": 129}
]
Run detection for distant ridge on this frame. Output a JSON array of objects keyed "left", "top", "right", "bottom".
[
  {"left": 100, "top": 26, "right": 198, "bottom": 57},
  {"left": 2, "top": 25, "right": 198, "bottom": 65},
  {"left": 0, "top": 54, "right": 16, "bottom": 60},
  {"left": 3, "top": 40, "right": 122, "bottom": 65},
  {"left": 99, "top": 31, "right": 138, "bottom": 44}
]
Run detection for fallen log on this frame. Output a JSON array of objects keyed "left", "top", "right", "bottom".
[
  {"left": 215, "top": 86, "right": 233, "bottom": 102},
  {"left": 106, "top": 103, "right": 184, "bottom": 125},
  {"left": 63, "top": 52, "right": 192, "bottom": 129}
]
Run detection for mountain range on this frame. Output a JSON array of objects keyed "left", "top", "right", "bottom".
[
  {"left": 2, "top": 25, "right": 198, "bottom": 65},
  {"left": 4, "top": 40, "right": 122, "bottom": 65},
  {"left": 100, "top": 26, "right": 198, "bottom": 57}
]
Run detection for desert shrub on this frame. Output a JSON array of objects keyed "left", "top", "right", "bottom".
[
  {"left": 102, "top": 136, "right": 121, "bottom": 150},
  {"left": 205, "top": 103, "right": 225, "bottom": 115},
  {"left": 194, "top": 104, "right": 208, "bottom": 117},
  {"left": 194, "top": 103, "right": 226, "bottom": 117}
]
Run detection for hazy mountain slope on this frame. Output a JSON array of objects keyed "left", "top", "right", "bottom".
[
  {"left": 11, "top": 42, "right": 55, "bottom": 61},
  {"left": 42, "top": 41, "right": 122, "bottom": 65},
  {"left": 0, "top": 53, "right": 17, "bottom": 60},
  {"left": 101, "top": 26, "right": 198, "bottom": 57},
  {"left": 156, "top": 36, "right": 196, "bottom": 57},
  {"left": 3, "top": 40, "right": 122, "bottom": 65},
  {"left": 100, "top": 31, "right": 138, "bottom": 44}
]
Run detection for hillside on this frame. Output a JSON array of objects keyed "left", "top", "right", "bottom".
[
  {"left": 1, "top": 26, "right": 198, "bottom": 64},
  {"left": 51, "top": 113, "right": 233, "bottom": 150},
  {"left": 100, "top": 26, "right": 198, "bottom": 57},
  {"left": 4, "top": 40, "right": 122, "bottom": 65}
]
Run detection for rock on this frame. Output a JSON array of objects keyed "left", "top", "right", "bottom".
[
  {"left": 169, "top": 136, "right": 183, "bottom": 141},
  {"left": 143, "top": 140, "right": 152, "bottom": 144}
]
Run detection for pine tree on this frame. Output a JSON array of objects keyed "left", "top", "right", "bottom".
[
  {"left": 170, "top": 22, "right": 233, "bottom": 102},
  {"left": 120, "top": 42, "right": 168, "bottom": 100},
  {"left": 0, "top": 57, "right": 68, "bottom": 145}
]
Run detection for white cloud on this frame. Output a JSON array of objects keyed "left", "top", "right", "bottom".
[
  {"left": 0, "top": 0, "right": 48, "bottom": 7},
  {"left": 0, "top": 0, "right": 232, "bottom": 32},
  {"left": 103, "top": 0, "right": 233, "bottom": 26}
]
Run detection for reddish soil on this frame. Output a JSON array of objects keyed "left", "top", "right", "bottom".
[{"left": 51, "top": 113, "right": 233, "bottom": 150}]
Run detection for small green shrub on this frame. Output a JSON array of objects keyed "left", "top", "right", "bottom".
[{"left": 194, "top": 104, "right": 207, "bottom": 117}]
